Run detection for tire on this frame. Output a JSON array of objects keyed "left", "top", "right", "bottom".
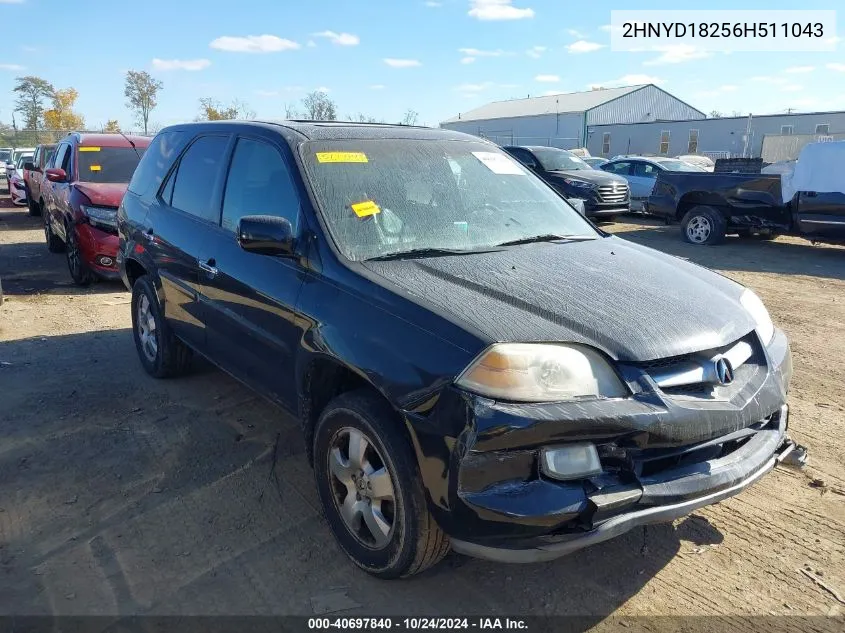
[
  {"left": 313, "top": 390, "right": 449, "bottom": 578},
  {"left": 28, "top": 196, "right": 41, "bottom": 217},
  {"left": 44, "top": 213, "right": 64, "bottom": 253},
  {"left": 681, "top": 205, "right": 727, "bottom": 245},
  {"left": 65, "top": 223, "right": 95, "bottom": 286},
  {"left": 131, "top": 275, "right": 193, "bottom": 378}
]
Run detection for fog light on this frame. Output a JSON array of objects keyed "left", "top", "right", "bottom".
[{"left": 540, "top": 443, "right": 602, "bottom": 481}]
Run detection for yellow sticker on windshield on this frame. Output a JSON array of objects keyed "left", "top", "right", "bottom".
[
  {"left": 317, "top": 151, "right": 368, "bottom": 163},
  {"left": 79, "top": 147, "right": 101, "bottom": 152},
  {"left": 351, "top": 200, "right": 380, "bottom": 218},
  {"left": 89, "top": 165, "right": 102, "bottom": 171}
]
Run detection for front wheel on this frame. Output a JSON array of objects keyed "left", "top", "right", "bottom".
[
  {"left": 681, "top": 206, "right": 726, "bottom": 245},
  {"left": 313, "top": 390, "right": 449, "bottom": 578},
  {"left": 27, "top": 193, "right": 41, "bottom": 216},
  {"left": 66, "top": 224, "right": 95, "bottom": 286}
]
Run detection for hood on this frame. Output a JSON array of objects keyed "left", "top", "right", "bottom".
[
  {"left": 74, "top": 182, "right": 128, "bottom": 208},
  {"left": 361, "top": 237, "right": 755, "bottom": 362},
  {"left": 546, "top": 169, "right": 626, "bottom": 186}
]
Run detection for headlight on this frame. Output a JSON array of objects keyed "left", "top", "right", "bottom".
[
  {"left": 740, "top": 289, "right": 774, "bottom": 345},
  {"left": 455, "top": 343, "right": 628, "bottom": 402},
  {"left": 81, "top": 205, "right": 118, "bottom": 229},
  {"left": 562, "top": 178, "right": 594, "bottom": 188}
]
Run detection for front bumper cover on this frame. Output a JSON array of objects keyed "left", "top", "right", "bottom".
[{"left": 407, "top": 328, "right": 792, "bottom": 558}]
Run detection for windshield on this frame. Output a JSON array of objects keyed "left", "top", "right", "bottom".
[
  {"left": 0, "top": 150, "right": 10, "bottom": 162},
  {"left": 302, "top": 140, "right": 598, "bottom": 261},
  {"left": 656, "top": 159, "right": 705, "bottom": 172},
  {"left": 77, "top": 146, "right": 146, "bottom": 183},
  {"left": 532, "top": 148, "right": 591, "bottom": 171},
  {"left": 16, "top": 155, "right": 32, "bottom": 168}
]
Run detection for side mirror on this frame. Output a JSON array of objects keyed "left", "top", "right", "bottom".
[
  {"left": 45, "top": 168, "right": 67, "bottom": 183},
  {"left": 237, "top": 215, "right": 294, "bottom": 256},
  {"left": 23, "top": 161, "right": 36, "bottom": 172}
]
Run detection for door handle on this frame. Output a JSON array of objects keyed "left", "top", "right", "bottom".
[
  {"left": 143, "top": 228, "right": 155, "bottom": 242},
  {"left": 198, "top": 259, "right": 218, "bottom": 276}
]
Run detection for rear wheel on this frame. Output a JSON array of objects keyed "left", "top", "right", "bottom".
[
  {"left": 65, "top": 224, "right": 95, "bottom": 286},
  {"left": 28, "top": 196, "right": 41, "bottom": 217},
  {"left": 131, "top": 275, "right": 193, "bottom": 378},
  {"left": 313, "top": 390, "right": 449, "bottom": 578},
  {"left": 44, "top": 214, "right": 64, "bottom": 253},
  {"left": 681, "top": 206, "right": 726, "bottom": 245}
]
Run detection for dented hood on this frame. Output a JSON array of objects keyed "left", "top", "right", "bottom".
[
  {"left": 74, "top": 182, "right": 128, "bottom": 208},
  {"left": 361, "top": 236, "right": 756, "bottom": 362}
]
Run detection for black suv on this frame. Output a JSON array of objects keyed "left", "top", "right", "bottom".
[{"left": 118, "top": 121, "right": 797, "bottom": 578}]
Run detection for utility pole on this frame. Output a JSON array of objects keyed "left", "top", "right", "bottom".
[{"left": 12, "top": 112, "right": 18, "bottom": 150}]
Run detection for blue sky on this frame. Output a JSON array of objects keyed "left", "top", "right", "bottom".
[{"left": 1, "top": 0, "right": 843, "bottom": 131}]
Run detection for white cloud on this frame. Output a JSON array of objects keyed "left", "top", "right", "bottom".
[
  {"left": 384, "top": 58, "right": 422, "bottom": 68},
  {"left": 458, "top": 47, "right": 509, "bottom": 57},
  {"left": 468, "top": 0, "right": 534, "bottom": 21},
  {"left": 455, "top": 81, "right": 519, "bottom": 93},
  {"left": 369, "top": 84, "right": 386, "bottom": 90},
  {"left": 210, "top": 35, "right": 300, "bottom": 53},
  {"left": 535, "top": 74, "right": 560, "bottom": 83},
  {"left": 827, "top": 63, "right": 845, "bottom": 72},
  {"left": 751, "top": 76, "right": 788, "bottom": 85},
  {"left": 785, "top": 66, "right": 816, "bottom": 73},
  {"left": 0, "top": 63, "right": 25, "bottom": 71},
  {"left": 600, "top": 24, "right": 621, "bottom": 33},
  {"left": 567, "top": 29, "right": 587, "bottom": 38},
  {"left": 424, "top": 1, "right": 442, "bottom": 5},
  {"left": 566, "top": 40, "right": 605, "bottom": 54},
  {"left": 313, "top": 30, "right": 360, "bottom": 46},
  {"left": 643, "top": 45, "right": 711, "bottom": 65},
  {"left": 316, "top": 86, "right": 331, "bottom": 93},
  {"left": 590, "top": 74, "right": 666, "bottom": 89},
  {"left": 461, "top": 57, "right": 476, "bottom": 64},
  {"left": 152, "top": 58, "right": 211, "bottom": 71},
  {"left": 526, "top": 45, "right": 546, "bottom": 58}
]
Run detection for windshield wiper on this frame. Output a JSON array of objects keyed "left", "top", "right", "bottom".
[
  {"left": 366, "top": 247, "right": 501, "bottom": 261},
  {"left": 496, "top": 234, "right": 596, "bottom": 247}
]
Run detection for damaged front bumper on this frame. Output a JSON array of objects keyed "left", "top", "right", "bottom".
[{"left": 409, "top": 328, "right": 796, "bottom": 562}]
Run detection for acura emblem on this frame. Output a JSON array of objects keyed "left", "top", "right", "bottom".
[{"left": 714, "top": 357, "right": 734, "bottom": 385}]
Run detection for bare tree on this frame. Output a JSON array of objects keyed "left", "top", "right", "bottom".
[
  {"left": 197, "top": 97, "right": 255, "bottom": 121},
  {"left": 400, "top": 109, "right": 419, "bottom": 126},
  {"left": 709, "top": 110, "right": 723, "bottom": 118},
  {"left": 301, "top": 91, "right": 337, "bottom": 121},
  {"left": 283, "top": 102, "right": 301, "bottom": 119},
  {"left": 350, "top": 112, "right": 383, "bottom": 123},
  {"left": 124, "top": 70, "right": 163, "bottom": 135}
]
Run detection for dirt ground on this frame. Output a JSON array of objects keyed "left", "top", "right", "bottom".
[{"left": 1, "top": 195, "right": 844, "bottom": 625}]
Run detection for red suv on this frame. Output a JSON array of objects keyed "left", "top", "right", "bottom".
[{"left": 42, "top": 133, "right": 150, "bottom": 285}]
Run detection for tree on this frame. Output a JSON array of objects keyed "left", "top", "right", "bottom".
[
  {"left": 43, "top": 88, "right": 85, "bottom": 133},
  {"left": 197, "top": 97, "right": 255, "bottom": 121},
  {"left": 13, "top": 75, "right": 55, "bottom": 130},
  {"left": 103, "top": 119, "right": 121, "bottom": 133},
  {"left": 124, "top": 70, "right": 162, "bottom": 135},
  {"left": 400, "top": 109, "right": 419, "bottom": 126},
  {"left": 709, "top": 110, "right": 723, "bottom": 118},
  {"left": 283, "top": 103, "right": 301, "bottom": 118},
  {"left": 351, "top": 112, "right": 383, "bottom": 123},
  {"left": 301, "top": 90, "right": 337, "bottom": 121}
]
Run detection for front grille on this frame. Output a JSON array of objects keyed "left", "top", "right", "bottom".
[{"left": 597, "top": 183, "right": 629, "bottom": 203}]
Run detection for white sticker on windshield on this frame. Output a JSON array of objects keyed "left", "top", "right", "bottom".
[{"left": 471, "top": 151, "right": 526, "bottom": 175}]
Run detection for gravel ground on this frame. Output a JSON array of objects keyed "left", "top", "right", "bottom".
[{"left": 1, "top": 198, "right": 843, "bottom": 627}]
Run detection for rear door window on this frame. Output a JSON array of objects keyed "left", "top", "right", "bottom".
[
  {"left": 633, "top": 162, "right": 658, "bottom": 178},
  {"left": 604, "top": 161, "right": 631, "bottom": 175},
  {"left": 169, "top": 135, "right": 230, "bottom": 223}
]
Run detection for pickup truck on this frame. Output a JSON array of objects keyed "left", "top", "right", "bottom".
[{"left": 647, "top": 165, "right": 845, "bottom": 246}]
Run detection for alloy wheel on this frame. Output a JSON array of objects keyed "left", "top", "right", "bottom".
[
  {"left": 686, "top": 215, "right": 712, "bottom": 244},
  {"left": 136, "top": 294, "right": 158, "bottom": 362},
  {"left": 327, "top": 427, "right": 396, "bottom": 549}
]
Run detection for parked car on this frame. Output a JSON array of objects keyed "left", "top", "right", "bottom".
[
  {"left": 23, "top": 143, "right": 57, "bottom": 216},
  {"left": 647, "top": 142, "right": 845, "bottom": 245},
  {"left": 503, "top": 146, "right": 630, "bottom": 220},
  {"left": 676, "top": 155, "right": 715, "bottom": 171},
  {"left": 8, "top": 153, "right": 33, "bottom": 205},
  {"left": 118, "top": 121, "right": 798, "bottom": 578},
  {"left": 601, "top": 156, "right": 705, "bottom": 212},
  {"left": 42, "top": 133, "right": 150, "bottom": 285},
  {"left": 582, "top": 157, "right": 608, "bottom": 169},
  {"left": 0, "top": 147, "right": 12, "bottom": 180}
]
